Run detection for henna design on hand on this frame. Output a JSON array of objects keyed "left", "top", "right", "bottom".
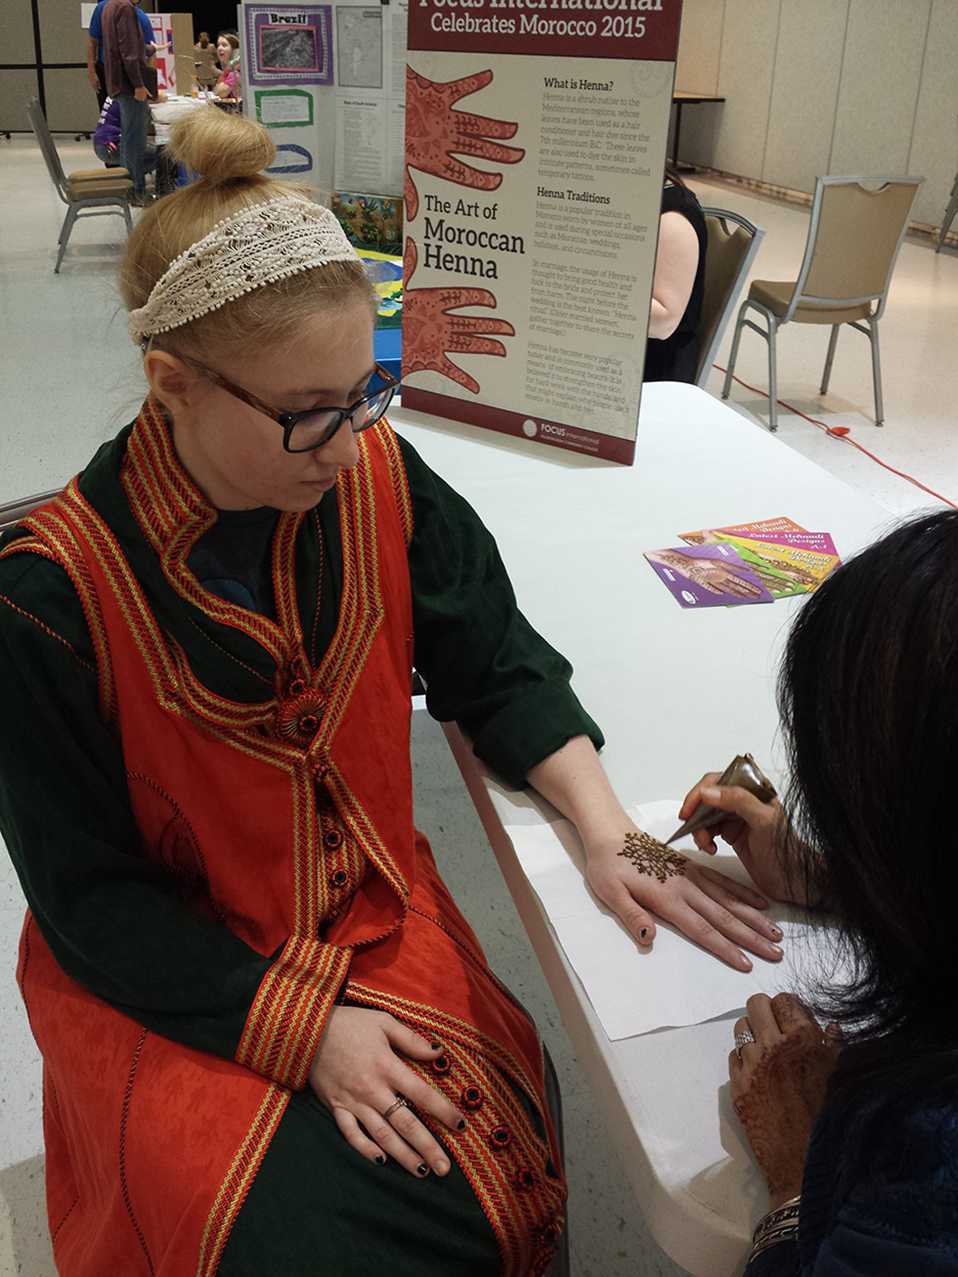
[
  {"left": 404, "top": 68, "right": 525, "bottom": 221},
  {"left": 401, "top": 238, "right": 515, "bottom": 394},
  {"left": 618, "top": 830, "right": 688, "bottom": 885}
]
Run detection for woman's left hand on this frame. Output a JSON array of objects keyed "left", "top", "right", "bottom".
[
  {"left": 730, "top": 993, "right": 842, "bottom": 1207},
  {"left": 583, "top": 823, "right": 785, "bottom": 971}
]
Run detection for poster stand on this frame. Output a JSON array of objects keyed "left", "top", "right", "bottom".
[{"left": 400, "top": 0, "right": 684, "bottom": 464}]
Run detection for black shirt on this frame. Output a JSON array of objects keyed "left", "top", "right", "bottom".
[{"left": 643, "top": 182, "right": 707, "bottom": 384}]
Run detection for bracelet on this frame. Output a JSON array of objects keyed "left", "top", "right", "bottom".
[{"left": 748, "top": 1196, "right": 801, "bottom": 1264}]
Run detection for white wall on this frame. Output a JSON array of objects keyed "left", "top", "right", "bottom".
[{"left": 675, "top": 0, "right": 958, "bottom": 230}]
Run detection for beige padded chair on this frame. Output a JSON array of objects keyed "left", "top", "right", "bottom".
[
  {"left": 27, "top": 97, "right": 134, "bottom": 274},
  {"left": 694, "top": 207, "right": 765, "bottom": 387},
  {"left": 722, "top": 175, "right": 923, "bottom": 431}
]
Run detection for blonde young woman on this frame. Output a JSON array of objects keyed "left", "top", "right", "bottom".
[{"left": 0, "top": 112, "right": 781, "bottom": 1275}]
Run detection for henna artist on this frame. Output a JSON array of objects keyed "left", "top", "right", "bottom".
[
  {"left": 0, "top": 111, "right": 781, "bottom": 1277},
  {"left": 680, "top": 510, "right": 958, "bottom": 1274}
]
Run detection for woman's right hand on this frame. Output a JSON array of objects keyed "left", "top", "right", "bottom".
[
  {"left": 309, "top": 1006, "right": 466, "bottom": 1177},
  {"left": 678, "top": 774, "right": 812, "bottom": 906}
]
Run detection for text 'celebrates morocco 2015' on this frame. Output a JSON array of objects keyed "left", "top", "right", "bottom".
[{"left": 401, "top": 0, "right": 683, "bottom": 462}]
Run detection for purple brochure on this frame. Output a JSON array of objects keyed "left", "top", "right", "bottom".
[{"left": 644, "top": 544, "right": 775, "bottom": 609}]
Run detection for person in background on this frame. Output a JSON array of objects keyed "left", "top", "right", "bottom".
[
  {"left": 86, "top": 0, "right": 154, "bottom": 111},
  {"left": 193, "top": 31, "right": 219, "bottom": 92},
  {"left": 679, "top": 510, "right": 958, "bottom": 1274},
  {"left": 213, "top": 32, "right": 241, "bottom": 101},
  {"left": 93, "top": 94, "right": 178, "bottom": 195},
  {"left": 644, "top": 165, "right": 708, "bottom": 384},
  {"left": 100, "top": 0, "right": 153, "bottom": 204}
]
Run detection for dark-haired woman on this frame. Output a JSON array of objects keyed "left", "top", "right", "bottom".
[
  {"left": 643, "top": 166, "right": 707, "bottom": 384},
  {"left": 679, "top": 509, "right": 958, "bottom": 1274}
]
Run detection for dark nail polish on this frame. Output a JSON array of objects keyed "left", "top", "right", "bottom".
[
  {"left": 417, "top": 1163, "right": 429, "bottom": 1176},
  {"left": 457, "top": 1119, "right": 466, "bottom": 1131},
  {"left": 430, "top": 1041, "right": 441, "bottom": 1051},
  {"left": 639, "top": 927, "right": 649, "bottom": 941},
  {"left": 376, "top": 1155, "right": 386, "bottom": 1166}
]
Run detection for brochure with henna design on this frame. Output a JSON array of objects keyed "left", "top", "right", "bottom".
[
  {"left": 644, "top": 545, "right": 774, "bottom": 609},
  {"left": 678, "top": 520, "right": 841, "bottom": 599},
  {"left": 402, "top": 0, "right": 684, "bottom": 464}
]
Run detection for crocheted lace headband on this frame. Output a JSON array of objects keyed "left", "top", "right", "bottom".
[{"left": 127, "top": 196, "right": 359, "bottom": 346}]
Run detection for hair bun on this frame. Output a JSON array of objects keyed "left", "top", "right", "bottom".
[{"left": 169, "top": 109, "right": 276, "bottom": 184}]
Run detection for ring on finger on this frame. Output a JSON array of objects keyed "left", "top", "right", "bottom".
[
  {"left": 734, "top": 1027, "right": 755, "bottom": 1063},
  {"left": 382, "top": 1094, "right": 409, "bottom": 1121}
]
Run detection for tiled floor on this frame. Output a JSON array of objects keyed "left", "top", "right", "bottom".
[{"left": 0, "top": 135, "right": 956, "bottom": 1277}]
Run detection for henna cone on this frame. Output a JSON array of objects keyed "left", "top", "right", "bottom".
[{"left": 665, "top": 753, "right": 777, "bottom": 845}]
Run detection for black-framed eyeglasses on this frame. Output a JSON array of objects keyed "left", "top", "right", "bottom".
[{"left": 184, "top": 358, "right": 400, "bottom": 453}]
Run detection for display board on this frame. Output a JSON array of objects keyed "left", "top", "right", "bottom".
[
  {"left": 240, "top": 2, "right": 336, "bottom": 193},
  {"left": 401, "top": 0, "right": 682, "bottom": 464},
  {"left": 332, "top": 0, "right": 407, "bottom": 197},
  {"left": 150, "top": 13, "right": 194, "bottom": 95}
]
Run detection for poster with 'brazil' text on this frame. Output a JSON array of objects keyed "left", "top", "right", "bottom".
[{"left": 401, "top": 0, "right": 683, "bottom": 463}]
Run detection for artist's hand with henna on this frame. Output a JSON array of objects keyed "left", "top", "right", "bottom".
[
  {"left": 309, "top": 1006, "right": 465, "bottom": 1177},
  {"left": 405, "top": 67, "right": 525, "bottom": 220},
  {"left": 649, "top": 551, "right": 764, "bottom": 599},
  {"left": 679, "top": 774, "right": 816, "bottom": 906},
  {"left": 730, "top": 993, "right": 842, "bottom": 1208},
  {"left": 583, "top": 822, "right": 784, "bottom": 971},
  {"left": 401, "top": 238, "right": 514, "bottom": 393}
]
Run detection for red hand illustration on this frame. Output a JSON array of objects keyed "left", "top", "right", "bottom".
[
  {"left": 405, "top": 67, "right": 525, "bottom": 221},
  {"left": 401, "top": 238, "right": 514, "bottom": 395}
]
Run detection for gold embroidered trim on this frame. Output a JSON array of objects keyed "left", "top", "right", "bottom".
[
  {"left": 347, "top": 981, "right": 565, "bottom": 1277},
  {"left": 194, "top": 1085, "right": 289, "bottom": 1277},
  {"left": 14, "top": 506, "right": 117, "bottom": 722},
  {"left": 236, "top": 935, "right": 352, "bottom": 1089},
  {"left": 373, "top": 418, "right": 413, "bottom": 548}
]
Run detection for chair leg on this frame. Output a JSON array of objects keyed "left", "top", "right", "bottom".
[
  {"left": 767, "top": 318, "right": 779, "bottom": 432},
  {"left": 820, "top": 325, "right": 840, "bottom": 395},
  {"left": 868, "top": 318, "right": 884, "bottom": 426},
  {"left": 54, "top": 205, "right": 78, "bottom": 273},
  {"left": 722, "top": 303, "right": 747, "bottom": 400}
]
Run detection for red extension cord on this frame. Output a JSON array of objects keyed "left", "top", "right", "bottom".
[{"left": 713, "top": 365, "right": 957, "bottom": 511}]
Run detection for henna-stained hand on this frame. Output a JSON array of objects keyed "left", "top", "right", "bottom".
[
  {"left": 730, "top": 993, "right": 842, "bottom": 1208},
  {"left": 401, "top": 238, "right": 515, "bottom": 394},
  {"left": 404, "top": 67, "right": 525, "bottom": 221},
  {"left": 650, "top": 550, "right": 765, "bottom": 600},
  {"left": 584, "top": 825, "right": 784, "bottom": 971}
]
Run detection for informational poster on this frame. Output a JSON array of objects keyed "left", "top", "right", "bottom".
[
  {"left": 333, "top": 0, "right": 407, "bottom": 196},
  {"left": 241, "top": 2, "right": 335, "bottom": 193},
  {"left": 243, "top": 5, "right": 334, "bottom": 86},
  {"left": 149, "top": 14, "right": 176, "bottom": 93},
  {"left": 402, "top": 1, "right": 682, "bottom": 464}
]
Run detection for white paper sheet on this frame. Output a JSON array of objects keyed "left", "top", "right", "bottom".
[{"left": 505, "top": 800, "right": 846, "bottom": 1041}]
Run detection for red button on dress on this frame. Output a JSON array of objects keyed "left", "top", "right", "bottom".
[
  {"left": 330, "top": 869, "right": 348, "bottom": 888},
  {"left": 323, "top": 829, "right": 344, "bottom": 851},
  {"left": 431, "top": 1053, "right": 452, "bottom": 1075},
  {"left": 461, "top": 1086, "right": 483, "bottom": 1111},
  {"left": 489, "top": 1126, "right": 511, "bottom": 1150}
]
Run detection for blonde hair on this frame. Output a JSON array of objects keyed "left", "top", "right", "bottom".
[{"left": 119, "top": 110, "right": 375, "bottom": 363}]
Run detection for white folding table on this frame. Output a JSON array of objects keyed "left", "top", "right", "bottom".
[{"left": 390, "top": 382, "right": 897, "bottom": 1276}]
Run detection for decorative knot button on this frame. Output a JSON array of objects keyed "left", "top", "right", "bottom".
[
  {"left": 288, "top": 678, "right": 307, "bottom": 697},
  {"left": 430, "top": 1053, "right": 452, "bottom": 1075},
  {"left": 276, "top": 689, "right": 326, "bottom": 744},
  {"left": 461, "top": 1085, "right": 483, "bottom": 1111},
  {"left": 514, "top": 1167, "right": 536, "bottom": 1191},
  {"left": 329, "top": 869, "right": 348, "bottom": 888},
  {"left": 323, "top": 829, "right": 344, "bottom": 851},
  {"left": 489, "top": 1126, "right": 511, "bottom": 1150}
]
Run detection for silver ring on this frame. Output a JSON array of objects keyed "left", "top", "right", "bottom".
[
  {"left": 382, "top": 1095, "right": 409, "bottom": 1121},
  {"left": 734, "top": 1028, "right": 756, "bottom": 1063}
]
